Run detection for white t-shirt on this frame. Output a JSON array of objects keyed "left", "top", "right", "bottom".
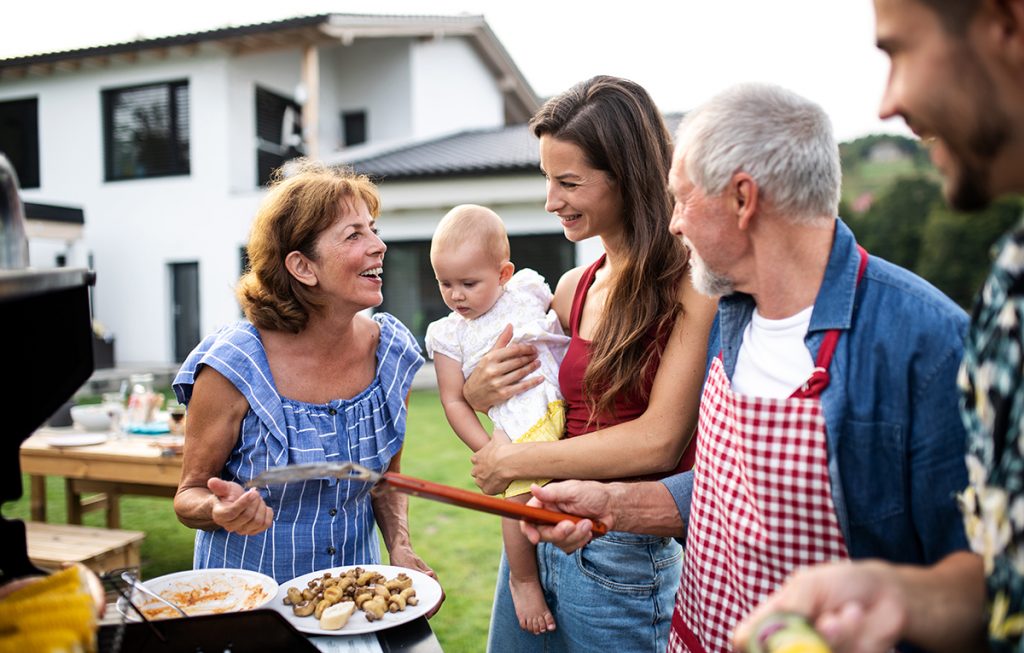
[{"left": 731, "top": 305, "right": 815, "bottom": 399}]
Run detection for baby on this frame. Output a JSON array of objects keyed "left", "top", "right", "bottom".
[{"left": 425, "top": 204, "right": 569, "bottom": 635}]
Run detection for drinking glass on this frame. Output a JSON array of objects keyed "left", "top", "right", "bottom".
[{"left": 101, "top": 392, "right": 125, "bottom": 439}]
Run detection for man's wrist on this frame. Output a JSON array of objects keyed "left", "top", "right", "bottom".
[{"left": 605, "top": 482, "right": 632, "bottom": 531}]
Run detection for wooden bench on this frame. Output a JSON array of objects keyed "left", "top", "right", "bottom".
[{"left": 26, "top": 522, "right": 146, "bottom": 576}]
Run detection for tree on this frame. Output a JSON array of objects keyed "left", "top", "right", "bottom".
[
  {"left": 847, "top": 176, "right": 942, "bottom": 270},
  {"left": 916, "top": 198, "right": 1024, "bottom": 308}
]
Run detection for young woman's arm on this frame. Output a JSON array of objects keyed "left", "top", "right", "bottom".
[{"left": 471, "top": 274, "right": 717, "bottom": 495}]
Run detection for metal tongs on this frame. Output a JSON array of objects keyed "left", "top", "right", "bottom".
[
  {"left": 121, "top": 570, "right": 188, "bottom": 618},
  {"left": 246, "top": 462, "right": 608, "bottom": 536}
]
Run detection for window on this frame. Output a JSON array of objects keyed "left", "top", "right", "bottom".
[
  {"left": 102, "top": 80, "right": 190, "bottom": 181},
  {"left": 0, "top": 98, "right": 40, "bottom": 189},
  {"left": 342, "top": 111, "right": 367, "bottom": 147},
  {"left": 380, "top": 233, "right": 575, "bottom": 350},
  {"left": 255, "top": 86, "right": 303, "bottom": 186}
]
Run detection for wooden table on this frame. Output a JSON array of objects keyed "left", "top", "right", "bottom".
[{"left": 20, "top": 427, "right": 183, "bottom": 528}]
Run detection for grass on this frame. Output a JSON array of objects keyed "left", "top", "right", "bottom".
[
  {"left": 4, "top": 389, "right": 501, "bottom": 652},
  {"left": 841, "top": 157, "right": 941, "bottom": 208}
]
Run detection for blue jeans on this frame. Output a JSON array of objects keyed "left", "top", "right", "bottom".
[{"left": 486, "top": 532, "right": 682, "bottom": 653}]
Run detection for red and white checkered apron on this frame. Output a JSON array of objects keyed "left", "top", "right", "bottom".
[{"left": 666, "top": 247, "right": 867, "bottom": 653}]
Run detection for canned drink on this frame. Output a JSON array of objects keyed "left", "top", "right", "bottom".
[{"left": 747, "top": 612, "right": 831, "bottom": 653}]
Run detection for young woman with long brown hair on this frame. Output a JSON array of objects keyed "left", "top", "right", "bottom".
[{"left": 464, "top": 76, "right": 716, "bottom": 652}]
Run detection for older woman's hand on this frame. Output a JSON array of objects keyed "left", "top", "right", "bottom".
[
  {"left": 207, "top": 477, "right": 274, "bottom": 535},
  {"left": 388, "top": 544, "right": 445, "bottom": 617},
  {"left": 463, "top": 325, "right": 542, "bottom": 413},
  {"left": 470, "top": 437, "right": 515, "bottom": 495}
]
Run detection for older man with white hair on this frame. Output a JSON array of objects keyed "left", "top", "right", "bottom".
[{"left": 520, "top": 83, "right": 970, "bottom": 653}]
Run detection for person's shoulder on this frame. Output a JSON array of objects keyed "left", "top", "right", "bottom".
[
  {"left": 862, "top": 255, "right": 968, "bottom": 330},
  {"left": 372, "top": 312, "right": 424, "bottom": 360},
  {"left": 174, "top": 320, "right": 267, "bottom": 404},
  {"left": 506, "top": 268, "right": 555, "bottom": 305},
  {"left": 554, "top": 265, "right": 588, "bottom": 297},
  {"left": 423, "top": 312, "right": 464, "bottom": 360},
  {"left": 190, "top": 320, "right": 262, "bottom": 362}
]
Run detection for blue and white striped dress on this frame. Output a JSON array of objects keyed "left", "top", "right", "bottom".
[{"left": 172, "top": 313, "right": 423, "bottom": 583}]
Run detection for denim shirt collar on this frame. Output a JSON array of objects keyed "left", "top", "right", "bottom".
[{"left": 718, "top": 218, "right": 862, "bottom": 378}]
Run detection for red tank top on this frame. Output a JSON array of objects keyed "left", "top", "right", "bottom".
[{"left": 558, "top": 255, "right": 696, "bottom": 477}]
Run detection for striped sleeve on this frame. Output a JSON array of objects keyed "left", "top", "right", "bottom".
[
  {"left": 373, "top": 313, "right": 424, "bottom": 443},
  {"left": 172, "top": 321, "right": 290, "bottom": 465}
]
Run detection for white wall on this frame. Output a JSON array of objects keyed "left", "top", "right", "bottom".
[
  {"left": 227, "top": 49, "right": 305, "bottom": 192},
  {"left": 321, "top": 38, "right": 413, "bottom": 152},
  {"left": 410, "top": 37, "right": 504, "bottom": 139},
  {"left": 1, "top": 51, "right": 266, "bottom": 364}
]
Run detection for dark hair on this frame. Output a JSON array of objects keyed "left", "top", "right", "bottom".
[
  {"left": 237, "top": 159, "right": 381, "bottom": 333},
  {"left": 918, "top": 0, "right": 982, "bottom": 35},
  {"left": 530, "top": 75, "right": 688, "bottom": 419}
]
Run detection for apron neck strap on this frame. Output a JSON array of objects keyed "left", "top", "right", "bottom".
[{"left": 792, "top": 245, "right": 869, "bottom": 399}]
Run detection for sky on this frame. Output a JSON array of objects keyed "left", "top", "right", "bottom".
[{"left": 0, "top": 0, "right": 908, "bottom": 143}]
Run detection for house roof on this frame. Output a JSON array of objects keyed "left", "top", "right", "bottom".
[
  {"left": 24, "top": 202, "right": 84, "bottom": 225},
  {"left": 344, "top": 124, "right": 540, "bottom": 180},
  {"left": 0, "top": 13, "right": 540, "bottom": 121},
  {"left": 344, "top": 114, "right": 685, "bottom": 181}
]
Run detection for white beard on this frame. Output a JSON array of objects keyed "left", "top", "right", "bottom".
[{"left": 685, "top": 237, "right": 734, "bottom": 298}]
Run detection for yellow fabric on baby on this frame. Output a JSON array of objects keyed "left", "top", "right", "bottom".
[{"left": 502, "top": 400, "right": 566, "bottom": 499}]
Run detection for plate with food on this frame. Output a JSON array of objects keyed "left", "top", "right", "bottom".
[
  {"left": 117, "top": 568, "right": 278, "bottom": 621},
  {"left": 269, "top": 564, "right": 442, "bottom": 635}
]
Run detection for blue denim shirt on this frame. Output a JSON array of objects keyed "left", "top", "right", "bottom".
[{"left": 663, "top": 219, "right": 969, "bottom": 565}]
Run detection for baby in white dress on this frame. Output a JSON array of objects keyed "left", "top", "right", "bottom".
[{"left": 425, "top": 204, "right": 568, "bottom": 635}]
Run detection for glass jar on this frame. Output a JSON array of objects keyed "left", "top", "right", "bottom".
[{"left": 126, "top": 373, "right": 155, "bottom": 427}]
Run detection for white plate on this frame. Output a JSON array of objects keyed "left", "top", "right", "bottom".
[
  {"left": 117, "top": 568, "right": 278, "bottom": 621},
  {"left": 45, "top": 434, "right": 108, "bottom": 448},
  {"left": 270, "top": 564, "right": 442, "bottom": 636}
]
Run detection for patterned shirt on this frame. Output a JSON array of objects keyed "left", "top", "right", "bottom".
[
  {"left": 172, "top": 313, "right": 423, "bottom": 583},
  {"left": 960, "top": 222, "right": 1024, "bottom": 650}
]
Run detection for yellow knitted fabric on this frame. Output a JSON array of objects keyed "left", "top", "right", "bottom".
[{"left": 502, "top": 400, "right": 566, "bottom": 499}]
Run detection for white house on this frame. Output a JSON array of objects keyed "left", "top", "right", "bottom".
[{"left": 0, "top": 13, "right": 563, "bottom": 364}]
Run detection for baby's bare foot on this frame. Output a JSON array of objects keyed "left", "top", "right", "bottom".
[{"left": 509, "top": 576, "right": 556, "bottom": 635}]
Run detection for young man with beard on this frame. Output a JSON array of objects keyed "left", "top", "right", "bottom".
[
  {"left": 735, "top": 0, "right": 1024, "bottom": 651},
  {"left": 517, "top": 82, "right": 971, "bottom": 653}
]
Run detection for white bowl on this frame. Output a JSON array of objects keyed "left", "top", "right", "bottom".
[{"left": 70, "top": 405, "right": 112, "bottom": 431}]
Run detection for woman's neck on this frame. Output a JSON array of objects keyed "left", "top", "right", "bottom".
[
  {"left": 599, "top": 232, "right": 630, "bottom": 279},
  {"left": 267, "top": 307, "right": 360, "bottom": 355}
]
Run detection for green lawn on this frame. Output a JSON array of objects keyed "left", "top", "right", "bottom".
[{"left": 4, "top": 389, "right": 501, "bottom": 652}]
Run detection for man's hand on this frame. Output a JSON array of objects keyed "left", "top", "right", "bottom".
[
  {"left": 462, "top": 324, "right": 541, "bottom": 412},
  {"left": 207, "top": 477, "right": 274, "bottom": 535},
  {"left": 734, "top": 560, "right": 909, "bottom": 653},
  {"left": 519, "top": 481, "right": 617, "bottom": 554}
]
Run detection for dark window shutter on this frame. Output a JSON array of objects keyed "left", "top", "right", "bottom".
[
  {"left": 0, "top": 98, "right": 40, "bottom": 189},
  {"left": 103, "top": 80, "right": 190, "bottom": 181},
  {"left": 342, "top": 111, "right": 367, "bottom": 147},
  {"left": 255, "top": 86, "right": 302, "bottom": 186}
]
